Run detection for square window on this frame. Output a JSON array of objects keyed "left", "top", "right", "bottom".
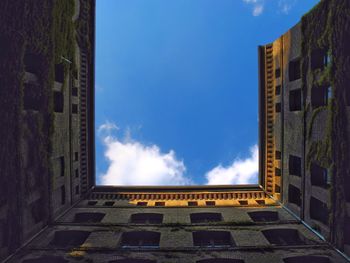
[
  {"left": 289, "top": 89, "right": 302, "bottom": 111},
  {"left": 238, "top": 200, "right": 248, "bottom": 206},
  {"left": 72, "top": 104, "right": 78, "bottom": 114},
  {"left": 289, "top": 59, "right": 301, "bottom": 81},
  {"left": 275, "top": 103, "right": 281, "bottom": 113},
  {"left": 72, "top": 87, "right": 78, "bottom": 96},
  {"left": 275, "top": 85, "right": 281, "bottom": 95},
  {"left": 53, "top": 91, "right": 64, "bottom": 113},
  {"left": 275, "top": 68, "right": 281, "bottom": 78},
  {"left": 289, "top": 155, "right": 301, "bottom": 177},
  {"left": 206, "top": 201, "right": 216, "bottom": 206},
  {"left": 88, "top": 201, "right": 97, "bottom": 206},
  {"left": 275, "top": 151, "right": 281, "bottom": 160}
]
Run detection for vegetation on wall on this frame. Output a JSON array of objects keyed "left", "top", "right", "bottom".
[{"left": 301, "top": 0, "right": 350, "bottom": 248}]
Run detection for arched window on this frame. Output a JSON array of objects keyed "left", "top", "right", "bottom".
[
  {"left": 283, "top": 255, "right": 331, "bottom": 263},
  {"left": 193, "top": 231, "right": 234, "bottom": 247},
  {"left": 130, "top": 213, "right": 163, "bottom": 224},
  {"left": 22, "top": 256, "right": 68, "bottom": 263},
  {"left": 74, "top": 212, "right": 105, "bottom": 223},
  {"left": 120, "top": 231, "right": 160, "bottom": 248},
  {"left": 197, "top": 259, "right": 244, "bottom": 263},
  {"left": 262, "top": 228, "right": 307, "bottom": 246},
  {"left": 109, "top": 259, "right": 156, "bottom": 263},
  {"left": 50, "top": 230, "right": 90, "bottom": 247},
  {"left": 248, "top": 211, "right": 278, "bottom": 222},
  {"left": 190, "top": 213, "right": 222, "bottom": 223}
]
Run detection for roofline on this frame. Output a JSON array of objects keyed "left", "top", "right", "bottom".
[{"left": 92, "top": 185, "right": 263, "bottom": 193}]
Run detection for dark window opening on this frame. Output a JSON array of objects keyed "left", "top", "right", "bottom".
[
  {"left": 188, "top": 201, "right": 198, "bottom": 206},
  {"left": 283, "top": 256, "right": 331, "bottom": 263},
  {"left": 103, "top": 201, "right": 115, "bottom": 206},
  {"left": 206, "top": 201, "right": 216, "bottom": 206},
  {"left": 289, "top": 89, "right": 302, "bottom": 111},
  {"left": 311, "top": 49, "right": 329, "bottom": 70},
  {"left": 310, "top": 197, "right": 328, "bottom": 225},
  {"left": 0, "top": 221, "right": 8, "bottom": 248},
  {"left": 72, "top": 103, "right": 78, "bottom": 114},
  {"left": 60, "top": 185, "right": 65, "bottom": 205},
  {"left": 53, "top": 91, "right": 64, "bottom": 113},
  {"left": 23, "top": 83, "right": 42, "bottom": 111},
  {"left": 55, "top": 64, "right": 65, "bottom": 83},
  {"left": 275, "top": 103, "right": 281, "bottom": 113},
  {"left": 59, "top": 156, "right": 65, "bottom": 177},
  {"left": 108, "top": 259, "right": 156, "bottom": 263},
  {"left": 289, "top": 59, "right": 301, "bottom": 81},
  {"left": 137, "top": 202, "right": 148, "bottom": 206},
  {"left": 75, "top": 185, "right": 79, "bottom": 195},
  {"left": 275, "top": 184, "right": 281, "bottom": 193},
  {"left": 311, "top": 86, "right": 331, "bottom": 108},
  {"left": 74, "top": 212, "right": 105, "bottom": 223},
  {"left": 248, "top": 211, "right": 278, "bottom": 222},
  {"left": 75, "top": 169, "right": 79, "bottom": 178},
  {"left": 239, "top": 200, "right": 248, "bottom": 206},
  {"left": 256, "top": 200, "right": 265, "bottom": 205},
  {"left": 275, "top": 151, "right": 281, "bottom": 160},
  {"left": 275, "top": 68, "right": 281, "bottom": 78},
  {"left": 24, "top": 53, "right": 44, "bottom": 75},
  {"left": 74, "top": 152, "right": 79, "bottom": 161},
  {"left": 311, "top": 163, "right": 329, "bottom": 188},
  {"left": 262, "top": 228, "right": 306, "bottom": 246},
  {"left": 193, "top": 231, "right": 234, "bottom": 247},
  {"left": 346, "top": 89, "right": 350, "bottom": 106},
  {"left": 72, "top": 87, "right": 78, "bottom": 96},
  {"left": 275, "top": 85, "right": 281, "bottom": 95},
  {"left": 22, "top": 256, "right": 69, "bottom": 263},
  {"left": 288, "top": 184, "right": 301, "bottom": 206},
  {"left": 51, "top": 230, "right": 90, "bottom": 247},
  {"left": 88, "top": 201, "right": 97, "bottom": 206},
  {"left": 345, "top": 177, "right": 350, "bottom": 202},
  {"left": 289, "top": 155, "right": 301, "bottom": 177},
  {"left": 120, "top": 231, "right": 160, "bottom": 248},
  {"left": 31, "top": 198, "right": 45, "bottom": 224},
  {"left": 345, "top": 218, "right": 350, "bottom": 245},
  {"left": 197, "top": 259, "right": 244, "bottom": 263},
  {"left": 155, "top": 201, "right": 165, "bottom": 207},
  {"left": 275, "top": 167, "right": 281, "bottom": 177},
  {"left": 190, "top": 213, "right": 223, "bottom": 223},
  {"left": 130, "top": 213, "right": 163, "bottom": 224}
]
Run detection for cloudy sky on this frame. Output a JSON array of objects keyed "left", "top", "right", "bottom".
[{"left": 95, "top": 0, "right": 319, "bottom": 186}]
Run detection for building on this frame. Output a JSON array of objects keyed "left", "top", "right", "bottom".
[
  {"left": 0, "top": 0, "right": 349, "bottom": 262},
  {"left": 259, "top": 0, "right": 350, "bottom": 257}
]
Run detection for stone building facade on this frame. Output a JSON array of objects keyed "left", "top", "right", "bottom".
[
  {"left": 259, "top": 0, "right": 350, "bottom": 259},
  {"left": 1, "top": 0, "right": 349, "bottom": 262}
]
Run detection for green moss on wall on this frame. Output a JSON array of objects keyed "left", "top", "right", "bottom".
[{"left": 302, "top": 0, "right": 350, "bottom": 249}]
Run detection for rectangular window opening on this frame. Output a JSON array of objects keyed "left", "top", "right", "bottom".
[
  {"left": 310, "top": 163, "right": 329, "bottom": 188},
  {"left": 289, "top": 155, "right": 301, "bottom": 177},
  {"left": 289, "top": 59, "right": 301, "bottom": 81},
  {"left": 310, "top": 197, "right": 328, "bottom": 225},
  {"left": 288, "top": 184, "right": 301, "bottom": 207},
  {"left": 289, "top": 89, "right": 302, "bottom": 111}
]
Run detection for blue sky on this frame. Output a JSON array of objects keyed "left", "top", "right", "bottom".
[{"left": 95, "top": 0, "right": 319, "bottom": 186}]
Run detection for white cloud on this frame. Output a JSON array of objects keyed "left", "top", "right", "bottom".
[
  {"left": 99, "top": 123, "right": 191, "bottom": 186},
  {"left": 278, "top": 0, "right": 296, "bottom": 14},
  {"left": 205, "top": 145, "right": 259, "bottom": 185},
  {"left": 243, "top": 0, "right": 265, "bottom": 16},
  {"left": 98, "top": 121, "right": 119, "bottom": 134}
]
